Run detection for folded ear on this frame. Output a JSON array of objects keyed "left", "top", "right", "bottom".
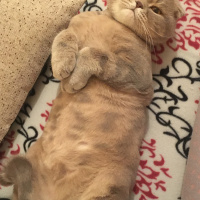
[
  {"left": 0, "top": 156, "right": 33, "bottom": 199},
  {"left": 174, "top": 0, "right": 185, "bottom": 19}
]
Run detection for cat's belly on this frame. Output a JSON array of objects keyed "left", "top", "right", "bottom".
[
  {"left": 26, "top": 79, "right": 147, "bottom": 199},
  {"left": 28, "top": 78, "right": 147, "bottom": 167}
]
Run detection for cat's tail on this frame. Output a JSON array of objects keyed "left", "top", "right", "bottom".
[{"left": 0, "top": 156, "right": 33, "bottom": 199}]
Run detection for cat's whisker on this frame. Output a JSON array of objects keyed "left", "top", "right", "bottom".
[
  {"left": 136, "top": 16, "right": 148, "bottom": 48},
  {"left": 136, "top": 14, "right": 148, "bottom": 46},
  {"left": 139, "top": 11, "right": 171, "bottom": 51},
  {"left": 137, "top": 14, "right": 150, "bottom": 40},
  {"left": 137, "top": 13, "right": 154, "bottom": 50},
  {"left": 148, "top": 26, "right": 172, "bottom": 39},
  {"left": 137, "top": 17, "right": 148, "bottom": 49},
  {"left": 140, "top": 23, "right": 149, "bottom": 49},
  {"left": 137, "top": 13, "right": 158, "bottom": 66},
  {"left": 138, "top": 15, "right": 159, "bottom": 67},
  {"left": 140, "top": 12, "right": 148, "bottom": 21},
  {"left": 139, "top": 13, "right": 155, "bottom": 51}
]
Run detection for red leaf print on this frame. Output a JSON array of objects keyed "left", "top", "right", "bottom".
[
  {"left": 139, "top": 160, "right": 160, "bottom": 179},
  {"left": 151, "top": 45, "right": 165, "bottom": 64},
  {"left": 39, "top": 101, "right": 54, "bottom": 132},
  {"left": 134, "top": 139, "right": 172, "bottom": 199},
  {"left": 155, "top": 181, "right": 166, "bottom": 191},
  {"left": 167, "top": 0, "right": 200, "bottom": 52},
  {"left": 102, "top": 0, "right": 107, "bottom": 6},
  {"left": 134, "top": 174, "right": 158, "bottom": 199},
  {"left": 195, "top": 100, "right": 199, "bottom": 104},
  {"left": 160, "top": 168, "right": 172, "bottom": 178},
  {"left": 41, "top": 110, "right": 50, "bottom": 122},
  {"left": 11, "top": 144, "right": 20, "bottom": 155},
  {"left": 154, "top": 155, "right": 165, "bottom": 166},
  {"left": 140, "top": 141, "right": 156, "bottom": 158},
  {"left": 40, "top": 124, "right": 44, "bottom": 131},
  {"left": 140, "top": 195, "right": 147, "bottom": 200},
  {"left": 153, "top": 0, "right": 200, "bottom": 63},
  {"left": 47, "top": 101, "right": 53, "bottom": 107}
]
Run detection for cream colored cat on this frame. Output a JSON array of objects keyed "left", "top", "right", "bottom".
[{"left": 0, "top": 0, "right": 184, "bottom": 199}]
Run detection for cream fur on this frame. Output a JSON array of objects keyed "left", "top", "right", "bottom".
[{"left": 0, "top": 0, "right": 184, "bottom": 199}]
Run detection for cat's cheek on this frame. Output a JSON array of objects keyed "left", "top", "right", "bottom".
[
  {"left": 127, "top": 10, "right": 136, "bottom": 20},
  {"left": 117, "top": 9, "right": 135, "bottom": 28},
  {"left": 118, "top": 9, "right": 133, "bottom": 20}
]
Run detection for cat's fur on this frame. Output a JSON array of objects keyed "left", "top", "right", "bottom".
[{"left": 0, "top": 0, "right": 184, "bottom": 199}]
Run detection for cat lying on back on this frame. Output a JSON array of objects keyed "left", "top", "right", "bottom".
[{"left": 0, "top": 0, "right": 184, "bottom": 199}]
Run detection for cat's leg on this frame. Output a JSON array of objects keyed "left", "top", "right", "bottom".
[
  {"left": 63, "top": 47, "right": 104, "bottom": 93},
  {"left": 64, "top": 46, "right": 152, "bottom": 94},
  {"left": 51, "top": 29, "right": 78, "bottom": 80},
  {"left": 63, "top": 47, "right": 128, "bottom": 93}
]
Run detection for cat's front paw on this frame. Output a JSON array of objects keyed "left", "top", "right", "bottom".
[
  {"left": 62, "top": 75, "right": 89, "bottom": 94},
  {"left": 61, "top": 47, "right": 104, "bottom": 93},
  {"left": 51, "top": 52, "right": 76, "bottom": 80}
]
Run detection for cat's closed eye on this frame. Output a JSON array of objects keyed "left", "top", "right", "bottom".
[{"left": 150, "top": 6, "right": 162, "bottom": 15}]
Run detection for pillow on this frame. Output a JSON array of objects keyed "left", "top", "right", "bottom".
[{"left": 0, "top": 0, "right": 86, "bottom": 142}]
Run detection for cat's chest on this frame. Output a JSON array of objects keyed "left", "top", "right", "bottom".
[{"left": 70, "top": 13, "right": 135, "bottom": 50}]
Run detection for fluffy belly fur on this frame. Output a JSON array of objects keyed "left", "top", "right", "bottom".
[{"left": 25, "top": 78, "right": 148, "bottom": 200}]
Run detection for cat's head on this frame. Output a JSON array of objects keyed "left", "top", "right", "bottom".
[{"left": 107, "top": 0, "right": 185, "bottom": 44}]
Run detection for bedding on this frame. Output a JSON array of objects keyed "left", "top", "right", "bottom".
[{"left": 0, "top": 0, "right": 200, "bottom": 199}]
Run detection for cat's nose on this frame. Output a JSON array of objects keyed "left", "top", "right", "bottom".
[{"left": 136, "top": 1, "right": 143, "bottom": 9}]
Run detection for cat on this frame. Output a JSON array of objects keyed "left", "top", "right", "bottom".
[{"left": 0, "top": 0, "right": 184, "bottom": 199}]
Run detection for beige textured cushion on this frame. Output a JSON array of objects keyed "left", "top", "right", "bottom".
[{"left": 0, "top": 0, "right": 85, "bottom": 142}]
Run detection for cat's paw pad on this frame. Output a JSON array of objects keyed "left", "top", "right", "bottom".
[{"left": 52, "top": 53, "right": 76, "bottom": 80}]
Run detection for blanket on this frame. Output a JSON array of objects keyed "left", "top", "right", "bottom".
[{"left": 0, "top": 0, "right": 200, "bottom": 199}]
